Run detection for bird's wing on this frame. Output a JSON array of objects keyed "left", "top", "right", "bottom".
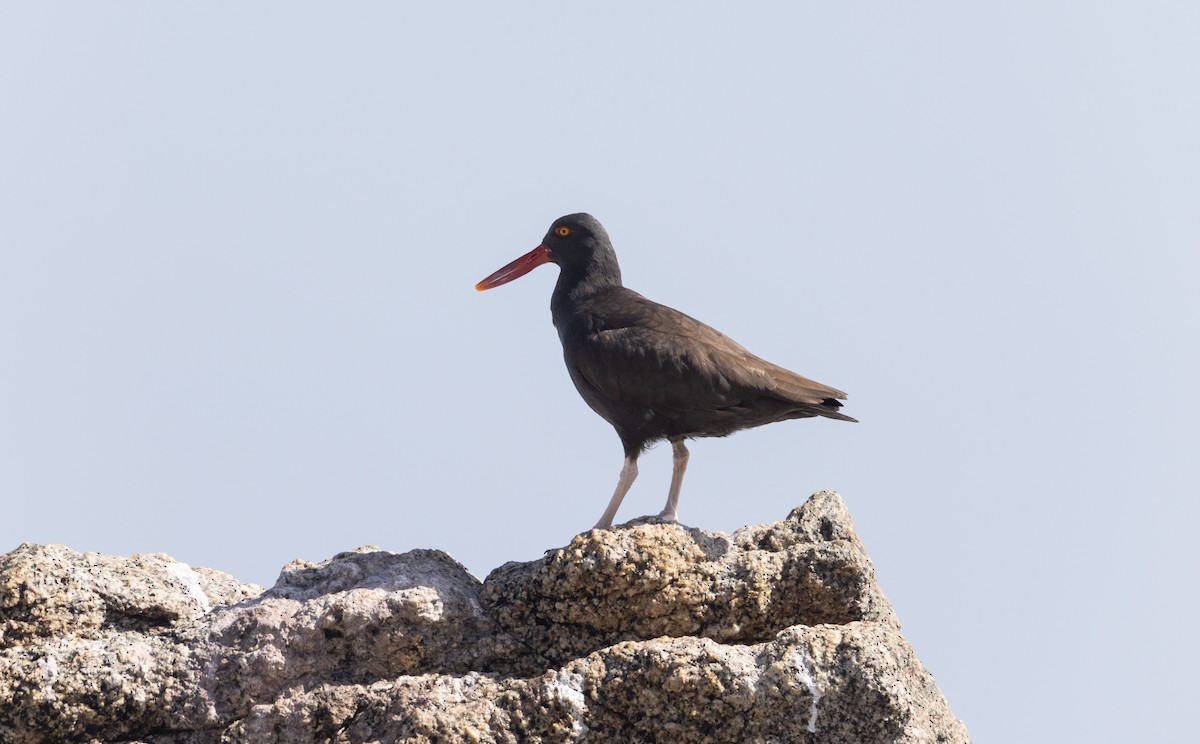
[{"left": 570, "top": 291, "right": 848, "bottom": 414}]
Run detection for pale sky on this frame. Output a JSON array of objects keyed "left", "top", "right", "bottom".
[{"left": 3, "top": 4, "right": 1197, "bottom": 742}]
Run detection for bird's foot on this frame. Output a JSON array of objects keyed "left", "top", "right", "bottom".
[
  {"left": 590, "top": 513, "right": 681, "bottom": 531},
  {"left": 655, "top": 509, "right": 679, "bottom": 524}
]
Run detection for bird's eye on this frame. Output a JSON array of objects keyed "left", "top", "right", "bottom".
[{"left": 556, "top": 226, "right": 572, "bottom": 237}]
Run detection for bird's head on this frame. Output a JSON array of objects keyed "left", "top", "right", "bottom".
[{"left": 475, "top": 213, "right": 619, "bottom": 291}]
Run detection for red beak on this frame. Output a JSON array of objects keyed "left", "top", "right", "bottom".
[{"left": 475, "top": 244, "right": 552, "bottom": 291}]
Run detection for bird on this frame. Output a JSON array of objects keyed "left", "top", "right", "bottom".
[{"left": 475, "top": 213, "right": 856, "bottom": 529}]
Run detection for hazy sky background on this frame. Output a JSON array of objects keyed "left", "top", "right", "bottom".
[{"left": 3, "top": 4, "right": 1197, "bottom": 741}]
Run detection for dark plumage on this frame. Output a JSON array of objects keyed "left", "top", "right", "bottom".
[{"left": 476, "top": 213, "right": 855, "bottom": 528}]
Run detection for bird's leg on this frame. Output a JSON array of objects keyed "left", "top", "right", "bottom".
[
  {"left": 658, "top": 439, "right": 689, "bottom": 523},
  {"left": 594, "top": 455, "right": 638, "bottom": 529}
]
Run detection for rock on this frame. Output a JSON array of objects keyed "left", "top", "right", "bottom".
[
  {"left": 220, "top": 625, "right": 965, "bottom": 743},
  {"left": 0, "top": 544, "right": 262, "bottom": 647},
  {"left": 0, "top": 545, "right": 261, "bottom": 743},
  {"left": 1, "top": 635, "right": 202, "bottom": 742},
  {"left": 0, "top": 492, "right": 970, "bottom": 743},
  {"left": 196, "top": 546, "right": 539, "bottom": 722},
  {"left": 482, "top": 490, "right": 896, "bottom": 665}
]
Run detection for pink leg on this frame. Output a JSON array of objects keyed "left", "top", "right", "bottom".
[
  {"left": 594, "top": 455, "right": 638, "bottom": 529},
  {"left": 657, "top": 440, "right": 689, "bottom": 522}
]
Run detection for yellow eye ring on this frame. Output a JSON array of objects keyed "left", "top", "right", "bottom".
[{"left": 556, "top": 226, "right": 572, "bottom": 237}]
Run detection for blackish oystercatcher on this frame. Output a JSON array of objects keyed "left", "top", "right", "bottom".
[{"left": 476, "top": 213, "right": 856, "bottom": 529}]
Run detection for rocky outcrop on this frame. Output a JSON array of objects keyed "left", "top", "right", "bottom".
[{"left": 0, "top": 491, "right": 969, "bottom": 743}]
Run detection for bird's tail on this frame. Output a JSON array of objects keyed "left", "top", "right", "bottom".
[{"left": 815, "top": 397, "right": 858, "bottom": 423}]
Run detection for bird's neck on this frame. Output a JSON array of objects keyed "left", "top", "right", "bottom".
[{"left": 551, "top": 249, "right": 623, "bottom": 314}]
